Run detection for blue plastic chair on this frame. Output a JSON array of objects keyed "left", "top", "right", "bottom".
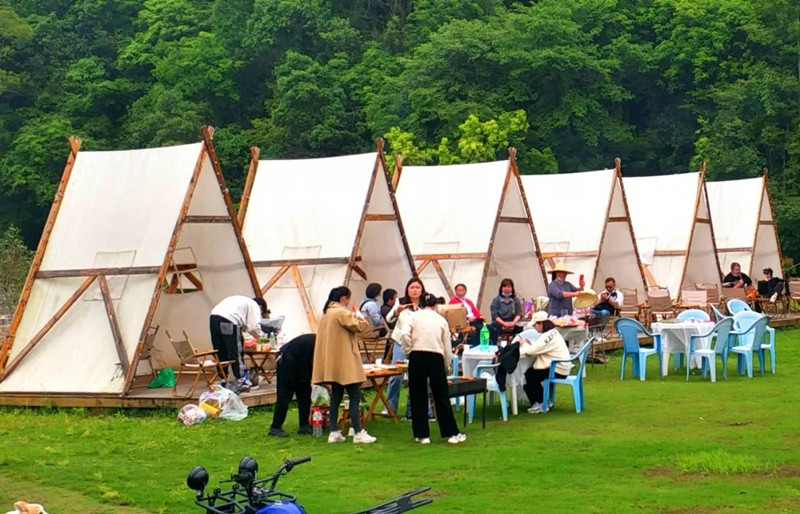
[
  {"left": 686, "top": 317, "right": 734, "bottom": 382},
  {"left": 614, "top": 318, "right": 663, "bottom": 381},
  {"left": 710, "top": 304, "right": 729, "bottom": 322},
  {"left": 733, "top": 311, "right": 775, "bottom": 374},
  {"left": 730, "top": 314, "right": 769, "bottom": 378},
  {"left": 542, "top": 339, "right": 593, "bottom": 413},
  {"left": 468, "top": 360, "right": 508, "bottom": 422},
  {"left": 727, "top": 298, "right": 751, "bottom": 315},
  {"left": 677, "top": 309, "right": 710, "bottom": 321}
]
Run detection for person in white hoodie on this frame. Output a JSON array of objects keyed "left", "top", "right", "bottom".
[
  {"left": 399, "top": 293, "right": 466, "bottom": 445},
  {"left": 519, "top": 311, "right": 573, "bottom": 414}
]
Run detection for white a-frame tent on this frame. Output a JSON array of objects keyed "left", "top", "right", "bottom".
[
  {"left": 706, "top": 172, "right": 784, "bottom": 278},
  {"left": 521, "top": 159, "right": 647, "bottom": 295},
  {"left": 393, "top": 149, "right": 548, "bottom": 316},
  {"left": 0, "top": 127, "right": 262, "bottom": 396},
  {"left": 239, "top": 140, "right": 416, "bottom": 339},
  {"left": 623, "top": 167, "right": 722, "bottom": 295}
]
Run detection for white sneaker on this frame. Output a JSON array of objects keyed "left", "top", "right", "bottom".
[
  {"left": 770, "top": 293, "right": 778, "bottom": 303},
  {"left": 527, "top": 403, "right": 543, "bottom": 414},
  {"left": 415, "top": 437, "right": 431, "bottom": 444},
  {"left": 548, "top": 402, "right": 554, "bottom": 410},
  {"left": 447, "top": 433, "right": 467, "bottom": 445},
  {"left": 347, "top": 427, "right": 355, "bottom": 437},
  {"left": 328, "top": 430, "right": 346, "bottom": 443},
  {"left": 353, "top": 429, "right": 377, "bottom": 444}
]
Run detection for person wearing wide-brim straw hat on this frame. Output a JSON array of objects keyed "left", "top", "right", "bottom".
[{"left": 546, "top": 262, "right": 584, "bottom": 317}]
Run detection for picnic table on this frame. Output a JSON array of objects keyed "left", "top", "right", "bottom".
[
  {"left": 243, "top": 347, "right": 278, "bottom": 384},
  {"left": 363, "top": 366, "right": 406, "bottom": 425}
]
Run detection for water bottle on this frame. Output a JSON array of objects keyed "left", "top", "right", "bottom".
[
  {"left": 479, "top": 323, "right": 490, "bottom": 351},
  {"left": 269, "top": 333, "right": 277, "bottom": 350},
  {"left": 312, "top": 408, "right": 323, "bottom": 437}
]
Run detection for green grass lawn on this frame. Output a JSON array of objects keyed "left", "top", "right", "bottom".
[{"left": 2, "top": 330, "right": 800, "bottom": 513}]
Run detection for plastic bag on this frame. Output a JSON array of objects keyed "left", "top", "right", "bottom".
[
  {"left": 178, "top": 404, "right": 207, "bottom": 426},
  {"left": 147, "top": 368, "right": 176, "bottom": 389},
  {"left": 311, "top": 385, "right": 330, "bottom": 407},
  {"left": 220, "top": 393, "right": 248, "bottom": 421}
]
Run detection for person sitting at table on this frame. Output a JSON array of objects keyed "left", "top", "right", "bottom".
[
  {"left": 518, "top": 311, "right": 572, "bottom": 414},
  {"left": 268, "top": 333, "right": 315, "bottom": 438},
  {"left": 359, "top": 282, "right": 387, "bottom": 337},
  {"left": 381, "top": 288, "right": 398, "bottom": 330},
  {"left": 722, "top": 262, "right": 752, "bottom": 289},
  {"left": 489, "top": 278, "right": 523, "bottom": 344},
  {"left": 547, "top": 262, "right": 584, "bottom": 317},
  {"left": 399, "top": 292, "right": 466, "bottom": 445},
  {"left": 592, "top": 277, "right": 623, "bottom": 318},
  {"left": 754, "top": 267, "right": 785, "bottom": 313},
  {"left": 209, "top": 295, "right": 267, "bottom": 393},
  {"left": 449, "top": 283, "right": 484, "bottom": 347},
  {"left": 311, "top": 286, "right": 377, "bottom": 444}
]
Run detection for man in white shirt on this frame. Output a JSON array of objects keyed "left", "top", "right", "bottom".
[
  {"left": 209, "top": 296, "right": 267, "bottom": 390},
  {"left": 591, "top": 277, "right": 623, "bottom": 317}
]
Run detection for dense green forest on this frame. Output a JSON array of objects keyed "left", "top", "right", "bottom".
[{"left": 0, "top": 0, "right": 799, "bottom": 266}]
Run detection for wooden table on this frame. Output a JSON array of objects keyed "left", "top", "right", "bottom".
[
  {"left": 243, "top": 347, "right": 278, "bottom": 384},
  {"left": 363, "top": 367, "right": 406, "bottom": 425}
]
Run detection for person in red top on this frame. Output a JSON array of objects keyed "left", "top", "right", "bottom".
[{"left": 449, "top": 283, "right": 484, "bottom": 347}]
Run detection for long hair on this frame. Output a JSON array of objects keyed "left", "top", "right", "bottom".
[
  {"left": 399, "top": 277, "right": 426, "bottom": 306},
  {"left": 498, "top": 278, "right": 516, "bottom": 296},
  {"left": 323, "top": 286, "right": 351, "bottom": 313}
]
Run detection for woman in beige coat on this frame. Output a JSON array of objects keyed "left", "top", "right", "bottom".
[{"left": 312, "top": 286, "right": 377, "bottom": 444}]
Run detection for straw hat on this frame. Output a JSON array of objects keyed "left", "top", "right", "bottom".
[
  {"left": 524, "top": 310, "right": 549, "bottom": 328},
  {"left": 573, "top": 289, "right": 599, "bottom": 309},
  {"left": 548, "top": 262, "right": 573, "bottom": 274}
]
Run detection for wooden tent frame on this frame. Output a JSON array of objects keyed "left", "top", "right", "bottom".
[
  {"left": 531, "top": 158, "right": 648, "bottom": 293},
  {"left": 238, "top": 139, "right": 416, "bottom": 331},
  {"left": 712, "top": 169, "right": 786, "bottom": 279},
  {"left": 394, "top": 147, "right": 547, "bottom": 308},
  {"left": 0, "top": 127, "right": 263, "bottom": 396}
]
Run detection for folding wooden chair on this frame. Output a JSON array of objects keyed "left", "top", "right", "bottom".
[
  {"left": 356, "top": 322, "right": 392, "bottom": 364},
  {"left": 721, "top": 286, "right": 748, "bottom": 313},
  {"left": 166, "top": 329, "right": 234, "bottom": 398},
  {"left": 678, "top": 289, "right": 708, "bottom": 312},
  {"left": 132, "top": 325, "right": 160, "bottom": 388},
  {"left": 696, "top": 283, "right": 721, "bottom": 314},
  {"left": 618, "top": 288, "right": 643, "bottom": 321},
  {"left": 646, "top": 288, "right": 675, "bottom": 324}
]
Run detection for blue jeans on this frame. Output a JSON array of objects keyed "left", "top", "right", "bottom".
[{"left": 591, "top": 308, "right": 611, "bottom": 317}]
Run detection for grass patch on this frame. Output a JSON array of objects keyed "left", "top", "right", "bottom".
[
  {"left": 2, "top": 329, "right": 800, "bottom": 512},
  {"left": 676, "top": 449, "right": 773, "bottom": 475}
]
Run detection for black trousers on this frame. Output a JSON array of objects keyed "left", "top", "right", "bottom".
[
  {"left": 523, "top": 367, "right": 567, "bottom": 404},
  {"left": 466, "top": 318, "right": 484, "bottom": 347},
  {"left": 408, "top": 351, "right": 459, "bottom": 439},
  {"left": 271, "top": 360, "right": 312, "bottom": 430},
  {"left": 488, "top": 322, "right": 522, "bottom": 344},
  {"left": 209, "top": 315, "right": 244, "bottom": 379},
  {"left": 329, "top": 382, "right": 362, "bottom": 433}
]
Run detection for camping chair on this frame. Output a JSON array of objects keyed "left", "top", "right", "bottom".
[
  {"left": 356, "top": 321, "right": 392, "bottom": 364},
  {"left": 730, "top": 314, "right": 770, "bottom": 378},
  {"left": 542, "top": 339, "right": 593, "bottom": 414},
  {"left": 686, "top": 317, "right": 735, "bottom": 382},
  {"left": 614, "top": 318, "right": 662, "bottom": 381},
  {"left": 678, "top": 289, "right": 708, "bottom": 312},
  {"left": 132, "top": 325, "right": 160, "bottom": 388},
  {"left": 710, "top": 304, "right": 729, "bottom": 322},
  {"left": 441, "top": 305, "right": 476, "bottom": 373},
  {"left": 618, "top": 288, "right": 643, "bottom": 322},
  {"left": 721, "top": 286, "right": 747, "bottom": 310},
  {"left": 790, "top": 280, "right": 800, "bottom": 312},
  {"left": 166, "top": 329, "right": 234, "bottom": 398},
  {"left": 645, "top": 288, "right": 675, "bottom": 324},
  {"left": 697, "top": 283, "right": 722, "bottom": 313},
  {"left": 732, "top": 310, "right": 776, "bottom": 374}
]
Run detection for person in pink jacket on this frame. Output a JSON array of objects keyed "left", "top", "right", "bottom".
[{"left": 448, "top": 283, "right": 484, "bottom": 347}]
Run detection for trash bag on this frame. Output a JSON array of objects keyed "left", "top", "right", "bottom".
[
  {"left": 178, "top": 404, "right": 207, "bottom": 426},
  {"left": 219, "top": 393, "right": 248, "bottom": 421},
  {"left": 147, "top": 368, "right": 176, "bottom": 389},
  {"left": 311, "top": 385, "right": 330, "bottom": 407},
  {"left": 200, "top": 385, "right": 248, "bottom": 421}
]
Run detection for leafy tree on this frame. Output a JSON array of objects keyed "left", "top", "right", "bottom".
[{"left": 0, "top": 225, "right": 32, "bottom": 315}]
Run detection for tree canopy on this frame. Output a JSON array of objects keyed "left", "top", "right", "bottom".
[{"left": 0, "top": 0, "right": 799, "bottom": 267}]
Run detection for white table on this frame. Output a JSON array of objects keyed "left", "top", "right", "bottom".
[
  {"left": 460, "top": 345, "right": 533, "bottom": 416},
  {"left": 651, "top": 320, "right": 715, "bottom": 376}
]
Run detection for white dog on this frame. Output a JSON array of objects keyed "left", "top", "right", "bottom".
[{"left": 6, "top": 501, "right": 48, "bottom": 514}]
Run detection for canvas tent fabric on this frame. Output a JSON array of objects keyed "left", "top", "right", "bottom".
[
  {"left": 0, "top": 128, "right": 261, "bottom": 395},
  {"left": 623, "top": 171, "right": 721, "bottom": 296},
  {"left": 706, "top": 175, "right": 784, "bottom": 279},
  {"left": 521, "top": 165, "right": 646, "bottom": 298},
  {"left": 239, "top": 144, "right": 415, "bottom": 339},
  {"left": 394, "top": 152, "right": 548, "bottom": 316}
]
